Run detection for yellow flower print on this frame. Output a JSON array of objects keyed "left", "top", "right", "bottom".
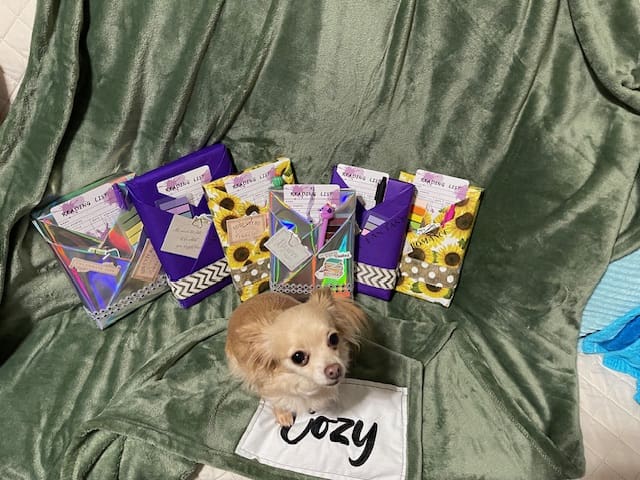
[
  {"left": 241, "top": 279, "right": 270, "bottom": 301},
  {"left": 226, "top": 242, "right": 254, "bottom": 269},
  {"left": 434, "top": 243, "right": 465, "bottom": 268},
  {"left": 213, "top": 191, "right": 244, "bottom": 213},
  {"left": 418, "top": 282, "right": 451, "bottom": 299},
  {"left": 440, "top": 212, "right": 473, "bottom": 241},
  {"left": 256, "top": 233, "right": 270, "bottom": 254}
]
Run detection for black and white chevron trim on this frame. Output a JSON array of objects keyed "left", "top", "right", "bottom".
[
  {"left": 355, "top": 262, "right": 398, "bottom": 290},
  {"left": 168, "top": 259, "right": 230, "bottom": 300}
]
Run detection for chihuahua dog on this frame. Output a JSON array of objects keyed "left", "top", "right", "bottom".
[{"left": 225, "top": 288, "right": 368, "bottom": 427}]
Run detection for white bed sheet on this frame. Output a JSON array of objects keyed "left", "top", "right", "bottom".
[
  {"left": 2, "top": 5, "right": 639, "bottom": 479},
  {"left": 0, "top": 0, "right": 36, "bottom": 122}
]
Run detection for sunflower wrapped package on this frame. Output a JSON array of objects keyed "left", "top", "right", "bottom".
[
  {"left": 204, "top": 158, "right": 295, "bottom": 301},
  {"left": 395, "top": 170, "right": 482, "bottom": 307}
]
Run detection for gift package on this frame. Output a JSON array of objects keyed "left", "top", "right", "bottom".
[
  {"left": 125, "top": 144, "right": 233, "bottom": 307},
  {"left": 330, "top": 165, "right": 414, "bottom": 300},
  {"left": 31, "top": 174, "right": 168, "bottom": 328},
  {"left": 203, "top": 157, "right": 295, "bottom": 301},
  {"left": 32, "top": 140, "right": 483, "bottom": 328},
  {"left": 394, "top": 170, "right": 482, "bottom": 307},
  {"left": 267, "top": 185, "right": 357, "bottom": 298}
]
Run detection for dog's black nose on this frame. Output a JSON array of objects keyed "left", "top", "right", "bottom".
[{"left": 324, "top": 363, "right": 342, "bottom": 380}]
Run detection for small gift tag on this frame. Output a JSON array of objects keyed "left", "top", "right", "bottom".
[
  {"left": 265, "top": 228, "right": 312, "bottom": 271},
  {"left": 226, "top": 213, "right": 269, "bottom": 245},
  {"left": 156, "top": 165, "right": 212, "bottom": 206},
  {"left": 51, "top": 183, "right": 123, "bottom": 240},
  {"left": 283, "top": 185, "right": 340, "bottom": 224},
  {"left": 69, "top": 258, "right": 121, "bottom": 276},
  {"left": 336, "top": 164, "right": 389, "bottom": 210},
  {"left": 413, "top": 170, "right": 469, "bottom": 216},
  {"left": 132, "top": 239, "right": 162, "bottom": 282},
  {"left": 160, "top": 214, "right": 209, "bottom": 259}
]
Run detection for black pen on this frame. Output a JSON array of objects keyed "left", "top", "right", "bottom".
[{"left": 374, "top": 177, "right": 387, "bottom": 205}]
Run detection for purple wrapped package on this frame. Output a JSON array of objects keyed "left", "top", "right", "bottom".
[
  {"left": 331, "top": 167, "right": 414, "bottom": 300},
  {"left": 125, "top": 144, "right": 234, "bottom": 307}
]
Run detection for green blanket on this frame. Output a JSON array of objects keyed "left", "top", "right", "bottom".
[{"left": 1, "top": 1, "right": 639, "bottom": 479}]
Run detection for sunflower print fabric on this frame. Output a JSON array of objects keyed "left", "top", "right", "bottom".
[
  {"left": 203, "top": 158, "right": 295, "bottom": 301},
  {"left": 395, "top": 171, "right": 482, "bottom": 307}
]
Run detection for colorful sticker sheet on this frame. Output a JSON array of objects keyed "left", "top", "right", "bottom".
[
  {"left": 203, "top": 158, "right": 294, "bottom": 301},
  {"left": 395, "top": 171, "right": 482, "bottom": 307}
]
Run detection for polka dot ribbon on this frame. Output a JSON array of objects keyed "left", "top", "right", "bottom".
[
  {"left": 400, "top": 257, "right": 460, "bottom": 288},
  {"left": 231, "top": 259, "right": 270, "bottom": 289}
]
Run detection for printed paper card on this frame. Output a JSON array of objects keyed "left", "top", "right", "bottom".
[
  {"left": 50, "top": 182, "right": 123, "bottom": 240},
  {"left": 160, "top": 215, "right": 209, "bottom": 259},
  {"left": 283, "top": 184, "right": 341, "bottom": 224},
  {"left": 156, "top": 165, "right": 212, "bottom": 206},
  {"left": 204, "top": 158, "right": 295, "bottom": 301},
  {"left": 413, "top": 169, "right": 469, "bottom": 218},
  {"left": 223, "top": 157, "right": 291, "bottom": 206},
  {"left": 335, "top": 164, "right": 389, "bottom": 210},
  {"left": 236, "top": 379, "right": 408, "bottom": 480},
  {"left": 265, "top": 228, "right": 313, "bottom": 272}
]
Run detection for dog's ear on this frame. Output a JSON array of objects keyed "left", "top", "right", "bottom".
[
  {"left": 309, "top": 288, "right": 368, "bottom": 346},
  {"left": 238, "top": 320, "right": 279, "bottom": 373}
]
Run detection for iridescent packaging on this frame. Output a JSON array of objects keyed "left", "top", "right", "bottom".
[
  {"left": 32, "top": 174, "right": 168, "bottom": 328},
  {"left": 268, "top": 186, "right": 357, "bottom": 299}
]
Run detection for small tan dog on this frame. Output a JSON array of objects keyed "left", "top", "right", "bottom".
[{"left": 225, "top": 289, "right": 367, "bottom": 427}]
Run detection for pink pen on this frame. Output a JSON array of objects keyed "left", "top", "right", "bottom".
[
  {"left": 441, "top": 204, "right": 456, "bottom": 226},
  {"left": 317, "top": 204, "right": 335, "bottom": 250}
]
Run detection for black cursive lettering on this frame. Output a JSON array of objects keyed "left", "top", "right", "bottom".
[
  {"left": 279, "top": 415, "right": 378, "bottom": 468},
  {"left": 349, "top": 421, "right": 378, "bottom": 467}
]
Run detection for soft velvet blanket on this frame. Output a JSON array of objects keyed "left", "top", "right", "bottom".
[{"left": 1, "top": 1, "right": 639, "bottom": 479}]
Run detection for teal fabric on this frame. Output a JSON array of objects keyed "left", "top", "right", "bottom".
[
  {"left": 581, "top": 307, "right": 640, "bottom": 404},
  {"left": 1, "top": 1, "right": 640, "bottom": 479}
]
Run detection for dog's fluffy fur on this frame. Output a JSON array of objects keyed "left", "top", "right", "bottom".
[{"left": 225, "top": 289, "right": 367, "bottom": 426}]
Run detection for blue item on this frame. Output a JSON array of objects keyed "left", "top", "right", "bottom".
[{"left": 581, "top": 306, "right": 640, "bottom": 404}]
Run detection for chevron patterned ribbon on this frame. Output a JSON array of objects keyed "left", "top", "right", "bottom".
[
  {"left": 355, "top": 262, "right": 398, "bottom": 291},
  {"left": 168, "top": 259, "right": 230, "bottom": 300}
]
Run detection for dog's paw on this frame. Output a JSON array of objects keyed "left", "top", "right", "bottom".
[{"left": 274, "top": 407, "right": 295, "bottom": 427}]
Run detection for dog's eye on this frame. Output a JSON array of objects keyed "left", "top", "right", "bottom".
[
  {"left": 328, "top": 333, "right": 339, "bottom": 347},
  {"left": 291, "top": 351, "right": 308, "bottom": 366}
]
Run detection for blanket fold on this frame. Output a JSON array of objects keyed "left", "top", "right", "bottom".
[
  {"left": 2, "top": 0, "right": 640, "bottom": 479},
  {"left": 61, "top": 322, "right": 425, "bottom": 480}
]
